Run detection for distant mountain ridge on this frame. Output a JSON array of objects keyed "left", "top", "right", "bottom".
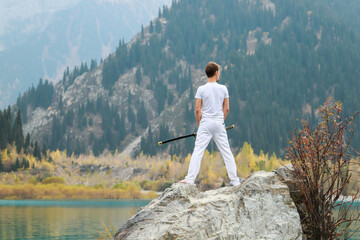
[
  {"left": 15, "top": 0, "right": 360, "bottom": 157},
  {"left": 0, "top": 0, "right": 171, "bottom": 108}
]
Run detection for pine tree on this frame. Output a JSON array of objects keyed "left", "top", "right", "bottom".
[
  {"left": 22, "top": 158, "right": 27, "bottom": 169},
  {"left": 42, "top": 144, "right": 47, "bottom": 158},
  {"left": 59, "top": 96, "right": 64, "bottom": 115},
  {"left": 63, "top": 70, "right": 67, "bottom": 84},
  {"left": 24, "top": 133, "right": 30, "bottom": 153},
  {"left": 141, "top": 25, "right": 145, "bottom": 39},
  {"left": 162, "top": 5, "right": 168, "bottom": 18},
  {"left": 90, "top": 59, "right": 97, "bottom": 70},
  {"left": 74, "top": 139, "right": 82, "bottom": 157},
  {"left": 93, "top": 136, "right": 105, "bottom": 157},
  {"left": 154, "top": 81, "right": 167, "bottom": 113},
  {"left": 0, "top": 109, "right": 5, "bottom": 150},
  {"left": 119, "top": 112, "right": 126, "bottom": 141},
  {"left": 50, "top": 117, "right": 63, "bottom": 150},
  {"left": 33, "top": 141, "right": 41, "bottom": 161},
  {"left": 147, "top": 127, "right": 156, "bottom": 156},
  {"left": 137, "top": 102, "right": 148, "bottom": 128},
  {"left": 135, "top": 67, "right": 142, "bottom": 85},
  {"left": 167, "top": 91, "right": 174, "bottom": 105},
  {"left": 5, "top": 106, "right": 12, "bottom": 144},
  {"left": 189, "top": 82, "right": 194, "bottom": 99},
  {"left": 65, "top": 110, "right": 74, "bottom": 126},
  {"left": 127, "top": 107, "right": 136, "bottom": 132},
  {"left": 0, "top": 153, "right": 3, "bottom": 171},
  {"left": 156, "top": 20, "right": 162, "bottom": 33},
  {"left": 65, "top": 136, "right": 73, "bottom": 157},
  {"left": 15, "top": 157, "right": 21, "bottom": 170},
  {"left": 149, "top": 20, "right": 154, "bottom": 33},
  {"left": 140, "top": 136, "right": 146, "bottom": 154},
  {"left": 13, "top": 109, "right": 24, "bottom": 152}
]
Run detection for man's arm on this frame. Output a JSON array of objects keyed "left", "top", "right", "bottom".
[
  {"left": 195, "top": 98, "right": 202, "bottom": 127},
  {"left": 223, "top": 98, "right": 230, "bottom": 120}
]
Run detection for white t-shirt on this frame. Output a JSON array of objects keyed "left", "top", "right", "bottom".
[{"left": 195, "top": 82, "right": 229, "bottom": 119}]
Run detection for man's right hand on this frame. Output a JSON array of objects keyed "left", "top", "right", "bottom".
[{"left": 195, "top": 98, "right": 202, "bottom": 127}]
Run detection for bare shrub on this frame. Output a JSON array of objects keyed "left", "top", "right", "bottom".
[{"left": 286, "top": 98, "right": 359, "bottom": 239}]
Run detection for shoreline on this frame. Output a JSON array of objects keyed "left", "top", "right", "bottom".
[
  {"left": 0, "top": 199, "right": 152, "bottom": 207},
  {"left": 0, "top": 183, "right": 158, "bottom": 200}
]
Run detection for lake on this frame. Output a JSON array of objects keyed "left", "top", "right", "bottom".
[
  {"left": 0, "top": 200, "right": 359, "bottom": 239},
  {"left": 0, "top": 200, "right": 150, "bottom": 240}
]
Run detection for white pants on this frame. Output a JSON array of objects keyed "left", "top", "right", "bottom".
[{"left": 185, "top": 118, "right": 240, "bottom": 185}]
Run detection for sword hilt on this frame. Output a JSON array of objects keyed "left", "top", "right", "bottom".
[{"left": 226, "top": 124, "right": 235, "bottom": 130}]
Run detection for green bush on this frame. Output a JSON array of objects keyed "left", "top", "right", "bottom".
[
  {"left": 41, "top": 177, "right": 66, "bottom": 185},
  {"left": 157, "top": 181, "right": 173, "bottom": 192},
  {"left": 139, "top": 180, "right": 153, "bottom": 190},
  {"left": 27, "top": 177, "right": 38, "bottom": 185},
  {"left": 94, "top": 184, "right": 104, "bottom": 189},
  {"left": 112, "top": 181, "right": 140, "bottom": 190}
]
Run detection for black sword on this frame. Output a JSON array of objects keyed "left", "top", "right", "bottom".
[{"left": 158, "top": 125, "right": 235, "bottom": 146}]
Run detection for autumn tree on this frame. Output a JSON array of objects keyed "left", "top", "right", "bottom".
[{"left": 287, "top": 98, "right": 359, "bottom": 239}]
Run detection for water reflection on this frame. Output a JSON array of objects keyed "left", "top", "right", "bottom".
[
  {"left": 0, "top": 200, "right": 149, "bottom": 240},
  {"left": 1, "top": 200, "right": 359, "bottom": 239}
]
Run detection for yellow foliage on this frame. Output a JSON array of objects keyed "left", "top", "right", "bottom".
[
  {"left": 0, "top": 183, "right": 157, "bottom": 200},
  {"left": 8, "top": 145, "right": 18, "bottom": 160},
  {"left": 249, "top": 157, "right": 256, "bottom": 172},
  {"left": 0, "top": 142, "right": 291, "bottom": 198},
  {"left": 38, "top": 161, "right": 55, "bottom": 171},
  {"left": 51, "top": 150, "right": 62, "bottom": 163},
  {"left": 2, "top": 149, "right": 8, "bottom": 161},
  {"left": 207, "top": 166, "right": 218, "bottom": 183}
]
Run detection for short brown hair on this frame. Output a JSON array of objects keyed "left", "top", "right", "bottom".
[{"left": 205, "top": 62, "right": 220, "bottom": 78}]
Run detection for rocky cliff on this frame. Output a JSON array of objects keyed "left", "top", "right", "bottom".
[
  {"left": 0, "top": 0, "right": 172, "bottom": 108},
  {"left": 114, "top": 167, "right": 303, "bottom": 240}
]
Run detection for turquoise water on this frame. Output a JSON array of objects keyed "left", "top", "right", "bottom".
[
  {"left": 0, "top": 200, "right": 359, "bottom": 239},
  {"left": 0, "top": 200, "right": 150, "bottom": 240},
  {"left": 334, "top": 202, "right": 360, "bottom": 240}
]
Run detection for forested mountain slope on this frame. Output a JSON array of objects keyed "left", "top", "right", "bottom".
[
  {"left": 0, "top": 0, "right": 171, "bottom": 108},
  {"left": 15, "top": 0, "right": 360, "bottom": 157}
]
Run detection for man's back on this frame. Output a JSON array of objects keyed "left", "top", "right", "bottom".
[
  {"left": 181, "top": 61, "right": 240, "bottom": 186},
  {"left": 195, "top": 82, "right": 228, "bottom": 119}
]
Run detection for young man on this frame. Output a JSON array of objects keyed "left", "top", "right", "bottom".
[{"left": 179, "top": 62, "right": 241, "bottom": 186}]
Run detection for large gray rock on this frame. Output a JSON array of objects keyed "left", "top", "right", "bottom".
[
  {"left": 114, "top": 171, "right": 302, "bottom": 240},
  {"left": 274, "top": 164, "right": 307, "bottom": 239}
]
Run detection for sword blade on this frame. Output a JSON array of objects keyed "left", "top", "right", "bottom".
[{"left": 158, "top": 124, "right": 235, "bottom": 146}]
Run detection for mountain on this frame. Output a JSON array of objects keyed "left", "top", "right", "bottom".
[
  {"left": 0, "top": 0, "right": 172, "bottom": 108},
  {"left": 15, "top": 0, "right": 360, "bottom": 157}
]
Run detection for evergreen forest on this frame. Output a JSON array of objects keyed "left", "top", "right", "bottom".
[
  {"left": 0, "top": 108, "right": 47, "bottom": 172},
  {"left": 14, "top": 0, "right": 360, "bottom": 157}
]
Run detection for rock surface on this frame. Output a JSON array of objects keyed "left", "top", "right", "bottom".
[
  {"left": 114, "top": 170, "right": 302, "bottom": 240},
  {"left": 275, "top": 164, "right": 307, "bottom": 239}
]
